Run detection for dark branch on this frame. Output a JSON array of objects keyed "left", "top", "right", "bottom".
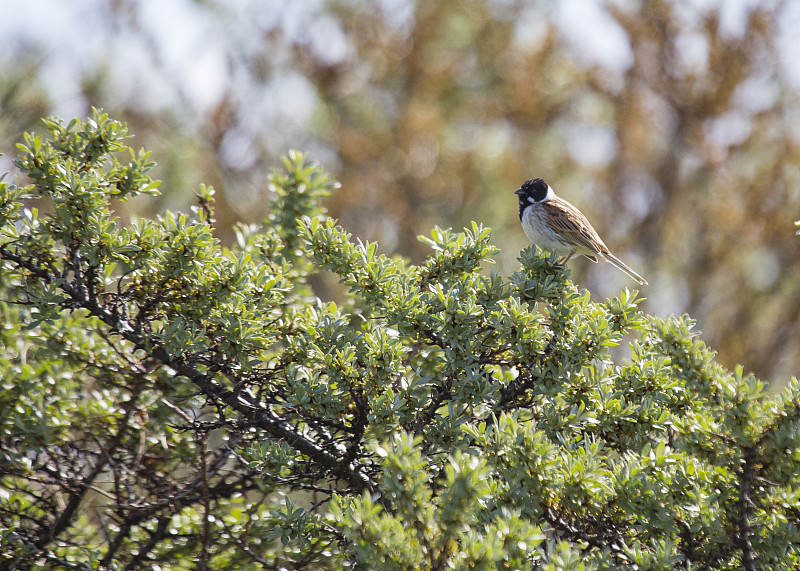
[{"left": 737, "top": 445, "right": 758, "bottom": 571}]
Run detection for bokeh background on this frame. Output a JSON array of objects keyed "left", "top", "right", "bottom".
[{"left": 2, "top": 0, "right": 799, "bottom": 383}]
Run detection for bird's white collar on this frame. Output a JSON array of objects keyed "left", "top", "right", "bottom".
[{"left": 529, "top": 185, "right": 555, "bottom": 203}]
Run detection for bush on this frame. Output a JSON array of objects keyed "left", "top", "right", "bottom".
[{"left": 1, "top": 111, "right": 799, "bottom": 569}]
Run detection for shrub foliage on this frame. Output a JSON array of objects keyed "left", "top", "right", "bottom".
[{"left": 1, "top": 112, "right": 799, "bottom": 569}]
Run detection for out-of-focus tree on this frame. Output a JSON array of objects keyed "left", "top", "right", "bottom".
[{"left": 1, "top": 0, "right": 798, "bottom": 380}]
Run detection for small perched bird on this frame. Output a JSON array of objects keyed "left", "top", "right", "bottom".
[{"left": 515, "top": 178, "right": 647, "bottom": 285}]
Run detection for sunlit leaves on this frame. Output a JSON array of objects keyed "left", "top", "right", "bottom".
[{"left": 2, "top": 113, "right": 800, "bottom": 568}]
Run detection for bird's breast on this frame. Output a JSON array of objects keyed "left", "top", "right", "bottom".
[{"left": 520, "top": 205, "right": 572, "bottom": 254}]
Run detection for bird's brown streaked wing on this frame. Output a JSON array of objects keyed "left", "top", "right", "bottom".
[{"left": 542, "top": 198, "right": 609, "bottom": 256}]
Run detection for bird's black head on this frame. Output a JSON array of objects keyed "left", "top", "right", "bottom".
[{"left": 514, "top": 178, "right": 551, "bottom": 219}]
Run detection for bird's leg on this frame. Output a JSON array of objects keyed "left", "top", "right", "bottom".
[{"left": 557, "top": 251, "right": 576, "bottom": 265}]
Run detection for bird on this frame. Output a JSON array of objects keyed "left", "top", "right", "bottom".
[{"left": 515, "top": 177, "right": 647, "bottom": 285}]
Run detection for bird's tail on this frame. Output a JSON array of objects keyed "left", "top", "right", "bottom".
[{"left": 602, "top": 252, "right": 648, "bottom": 285}]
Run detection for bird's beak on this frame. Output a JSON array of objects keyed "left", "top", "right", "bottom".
[{"left": 514, "top": 188, "right": 525, "bottom": 196}]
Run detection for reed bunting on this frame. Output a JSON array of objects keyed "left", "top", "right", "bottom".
[{"left": 515, "top": 178, "right": 647, "bottom": 285}]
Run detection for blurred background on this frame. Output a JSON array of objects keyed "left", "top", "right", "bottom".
[{"left": 2, "top": 0, "right": 798, "bottom": 383}]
